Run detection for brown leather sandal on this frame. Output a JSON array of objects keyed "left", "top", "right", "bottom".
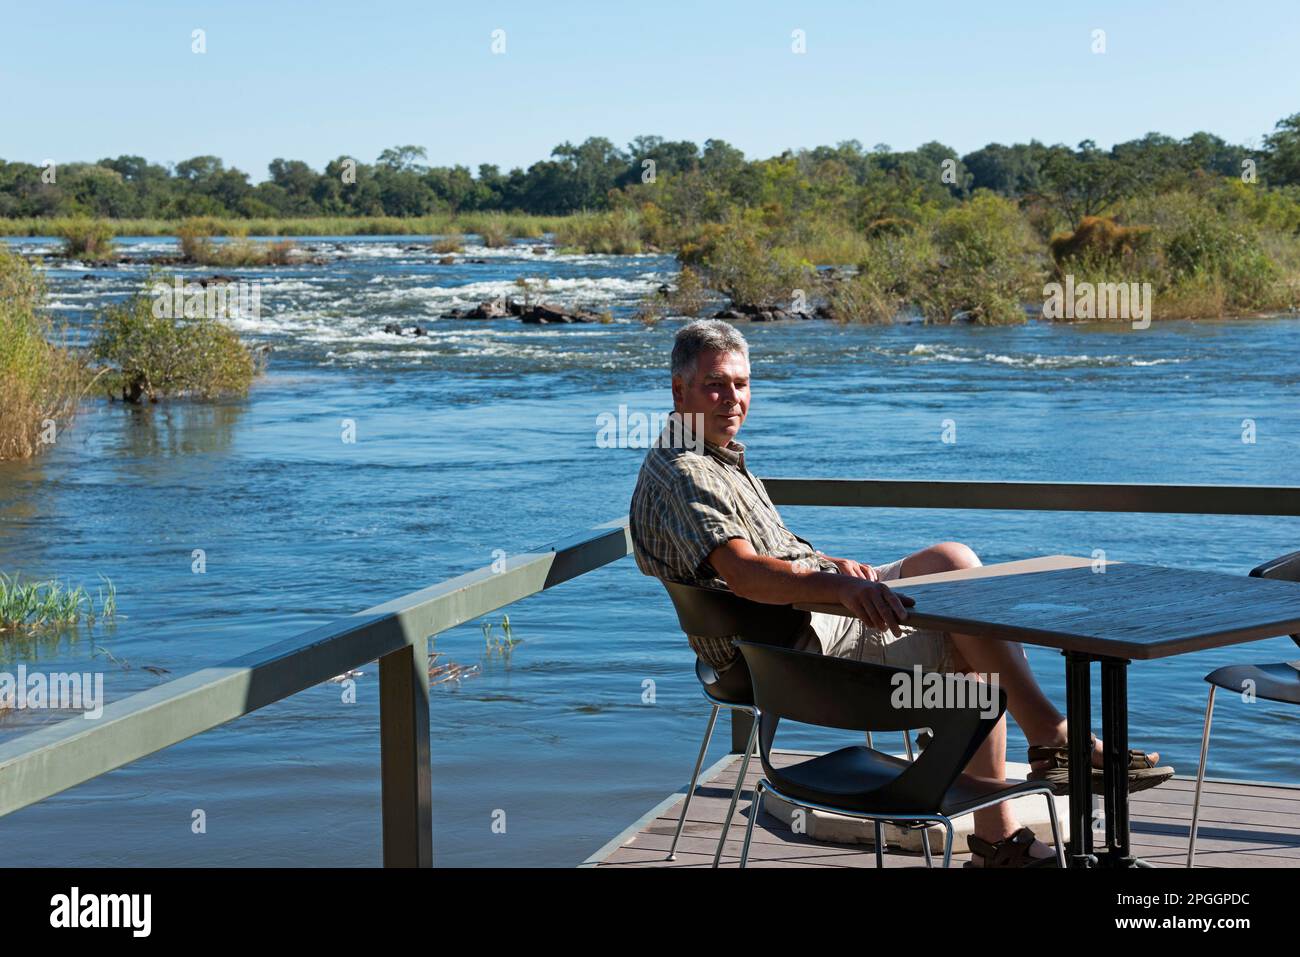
[
  {"left": 1027, "top": 734, "right": 1174, "bottom": 796},
  {"left": 965, "top": 827, "right": 1060, "bottom": 868}
]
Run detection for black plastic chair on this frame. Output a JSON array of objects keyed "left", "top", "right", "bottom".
[
  {"left": 659, "top": 580, "right": 812, "bottom": 867},
  {"left": 735, "top": 640, "right": 1065, "bottom": 868},
  {"left": 1187, "top": 550, "right": 1300, "bottom": 866}
]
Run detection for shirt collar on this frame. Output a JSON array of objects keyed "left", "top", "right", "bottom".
[
  {"left": 704, "top": 436, "right": 745, "bottom": 469},
  {"left": 657, "top": 411, "right": 747, "bottom": 468}
]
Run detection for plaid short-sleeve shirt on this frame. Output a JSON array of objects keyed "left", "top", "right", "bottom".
[{"left": 630, "top": 415, "right": 837, "bottom": 669}]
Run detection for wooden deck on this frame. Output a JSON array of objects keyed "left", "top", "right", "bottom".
[{"left": 585, "top": 750, "right": 1300, "bottom": 868}]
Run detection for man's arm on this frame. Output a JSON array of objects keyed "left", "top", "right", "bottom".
[
  {"left": 815, "top": 552, "right": 876, "bottom": 580},
  {"left": 790, "top": 531, "right": 875, "bottom": 579},
  {"left": 707, "top": 538, "right": 913, "bottom": 634}
]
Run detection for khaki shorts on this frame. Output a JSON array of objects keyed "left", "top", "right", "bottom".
[{"left": 796, "top": 557, "right": 958, "bottom": 672}]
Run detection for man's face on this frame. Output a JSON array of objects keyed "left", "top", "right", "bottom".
[{"left": 672, "top": 349, "right": 751, "bottom": 448}]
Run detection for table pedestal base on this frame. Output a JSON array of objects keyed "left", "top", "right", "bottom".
[{"left": 1063, "top": 651, "right": 1142, "bottom": 869}]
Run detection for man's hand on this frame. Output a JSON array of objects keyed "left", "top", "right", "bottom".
[
  {"left": 706, "top": 538, "right": 913, "bottom": 636},
  {"left": 835, "top": 576, "right": 915, "bottom": 636},
  {"left": 819, "top": 554, "right": 877, "bottom": 581}
]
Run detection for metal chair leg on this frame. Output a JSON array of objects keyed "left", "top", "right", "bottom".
[
  {"left": 714, "top": 709, "right": 759, "bottom": 868},
  {"left": 874, "top": 821, "right": 885, "bottom": 868},
  {"left": 1187, "top": 685, "right": 1217, "bottom": 867},
  {"left": 902, "top": 732, "right": 934, "bottom": 867},
  {"left": 1045, "top": 791, "right": 1066, "bottom": 868},
  {"left": 668, "top": 704, "right": 720, "bottom": 860},
  {"left": 941, "top": 817, "right": 954, "bottom": 869},
  {"left": 918, "top": 823, "right": 934, "bottom": 868},
  {"left": 738, "top": 780, "right": 764, "bottom": 868},
  {"left": 865, "top": 731, "right": 874, "bottom": 749}
]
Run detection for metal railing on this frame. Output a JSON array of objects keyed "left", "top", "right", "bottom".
[{"left": 1, "top": 480, "right": 1296, "bottom": 866}]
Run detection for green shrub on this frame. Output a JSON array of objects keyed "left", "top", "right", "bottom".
[
  {"left": 679, "top": 214, "right": 811, "bottom": 308},
  {"left": 665, "top": 265, "right": 708, "bottom": 316},
  {"left": 919, "top": 193, "right": 1044, "bottom": 324},
  {"left": 1098, "top": 189, "right": 1296, "bottom": 317},
  {"left": 823, "top": 230, "right": 933, "bottom": 323},
  {"left": 634, "top": 202, "right": 680, "bottom": 250},
  {"left": 633, "top": 265, "right": 710, "bottom": 324},
  {"left": 90, "top": 276, "right": 260, "bottom": 403},
  {"left": 0, "top": 253, "right": 88, "bottom": 460},
  {"left": 827, "top": 194, "right": 1043, "bottom": 324},
  {"left": 54, "top": 219, "right": 116, "bottom": 259},
  {"left": 1216, "top": 179, "right": 1300, "bottom": 234},
  {"left": 176, "top": 217, "right": 223, "bottom": 262}
]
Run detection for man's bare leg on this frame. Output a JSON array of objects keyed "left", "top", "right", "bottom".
[{"left": 934, "top": 642, "right": 1055, "bottom": 858}]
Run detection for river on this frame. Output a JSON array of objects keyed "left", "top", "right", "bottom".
[{"left": 1, "top": 234, "right": 1298, "bottom": 865}]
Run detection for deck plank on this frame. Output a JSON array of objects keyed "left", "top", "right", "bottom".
[{"left": 589, "top": 753, "right": 1300, "bottom": 868}]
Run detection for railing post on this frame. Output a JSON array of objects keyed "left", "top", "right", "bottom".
[{"left": 379, "top": 637, "right": 432, "bottom": 867}]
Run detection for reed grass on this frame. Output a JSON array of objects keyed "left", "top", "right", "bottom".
[
  {"left": 176, "top": 218, "right": 298, "bottom": 266},
  {"left": 0, "top": 573, "right": 116, "bottom": 635},
  {"left": 553, "top": 209, "right": 645, "bottom": 254},
  {"left": 456, "top": 213, "right": 554, "bottom": 241},
  {"left": 0, "top": 214, "right": 563, "bottom": 239},
  {"left": 482, "top": 614, "right": 521, "bottom": 657},
  {"left": 431, "top": 232, "right": 464, "bottom": 253},
  {"left": 470, "top": 216, "right": 511, "bottom": 248}
]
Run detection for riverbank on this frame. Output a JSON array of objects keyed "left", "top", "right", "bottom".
[{"left": 10, "top": 174, "right": 1300, "bottom": 325}]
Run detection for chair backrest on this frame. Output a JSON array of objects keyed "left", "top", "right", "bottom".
[
  {"left": 737, "top": 640, "right": 1007, "bottom": 812},
  {"left": 659, "top": 579, "right": 810, "bottom": 644},
  {"left": 1251, "top": 550, "right": 1300, "bottom": 648}
]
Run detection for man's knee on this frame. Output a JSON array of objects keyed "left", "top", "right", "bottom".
[
  {"left": 905, "top": 541, "right": 982, "bottom": 576},
  {"left": 932, "top": 541, "right": 981, "bottom": 570}
]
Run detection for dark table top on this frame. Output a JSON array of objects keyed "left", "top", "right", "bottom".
[{"left": 804, "top": 561, "right": 1300, "bottom": 661}]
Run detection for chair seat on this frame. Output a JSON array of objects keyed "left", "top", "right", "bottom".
[
  {"left": 939, "top": 772, "right": 1055, "bottom": 818},
  {"left": 1206, "top": 660, "right": 1300, "bottom": 705},
  {"left": 767, "top": 745, "right": 1051, "bottom": 818},
  {"left": 696, "top": 657, "right": 752, "bottom": 706}
]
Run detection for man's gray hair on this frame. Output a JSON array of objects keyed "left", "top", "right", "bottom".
[{"left": 671, "top": 319, "right": 750, "bottom": 380}]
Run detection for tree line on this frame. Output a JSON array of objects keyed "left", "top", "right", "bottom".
[{"left": 2, "top": 114, "right": 1298, "bottom": 224}]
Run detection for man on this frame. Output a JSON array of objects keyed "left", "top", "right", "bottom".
[{"left": 630, "top": 319, "right": 1173, "bottom": 867}]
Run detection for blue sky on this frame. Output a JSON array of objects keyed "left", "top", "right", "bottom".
[{"left": 1, "top": 0, "right": 1295, "bottom": 181}]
